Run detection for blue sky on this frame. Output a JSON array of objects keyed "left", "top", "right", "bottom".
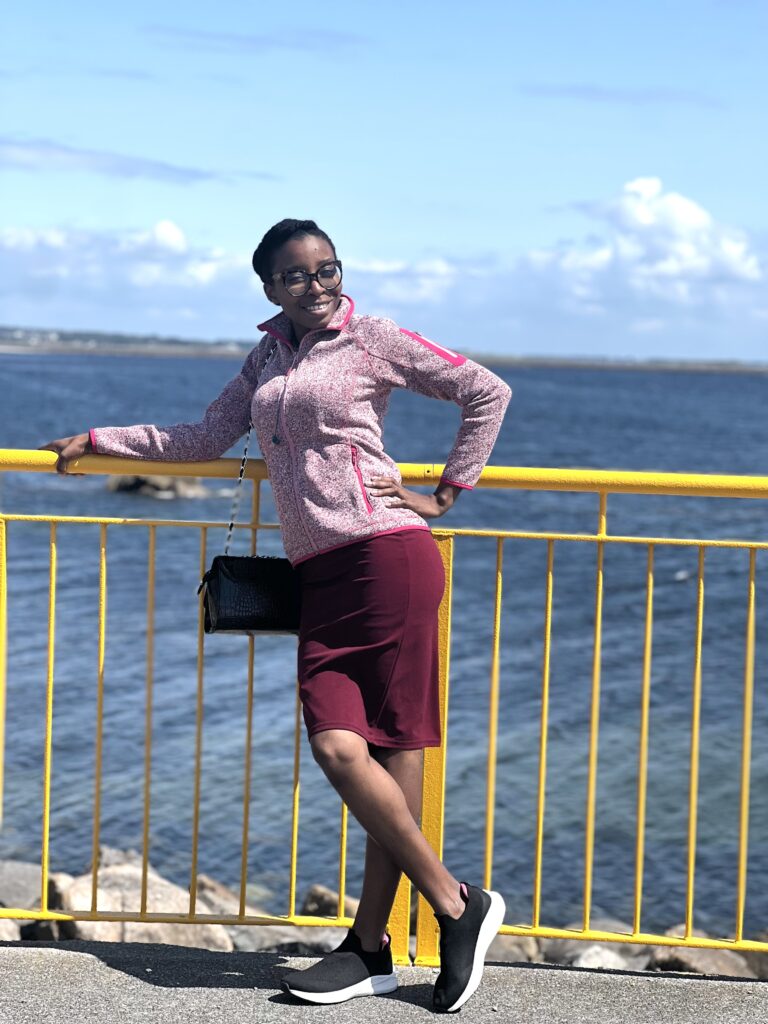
[{"left": 1, "top": 0, "right": 766, "bottom": 358}]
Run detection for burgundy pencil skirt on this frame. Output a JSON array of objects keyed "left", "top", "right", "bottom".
[{"left": 296, "top": 528, "right": 445, "bottom": 749}]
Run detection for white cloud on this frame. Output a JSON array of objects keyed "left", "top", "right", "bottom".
[
  {"left": 0, "top": 221, "right": 253, "bottom": 337},
  {"left": 526, "top": 178, "right": 763, "bottom": 314},
  {"left": 152, "top": 219, "right": 187, "bottom": 253},
  {"left": 1, "top": 226, "right": 67, "bottom": 250},
  {"left": 349, "top": 256, "right": 460, "bottom": 306},
  {"left": 1, "top": 180, "right": 765, "bottom": 359}
]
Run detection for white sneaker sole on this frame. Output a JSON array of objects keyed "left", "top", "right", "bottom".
[
  {"left": 444, "top": 889, "right": 506, "bottom": 1013},
  {"left": 284, "top": 972, "right": 398, "bottom": 1005}
]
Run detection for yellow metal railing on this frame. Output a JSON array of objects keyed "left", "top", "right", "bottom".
[{"left": 1, "top": 448, "right": 768, "bottom": 966}]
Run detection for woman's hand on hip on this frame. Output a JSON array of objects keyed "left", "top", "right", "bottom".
[
  {"left": 39, "top": 432, "right": 92, "bottom": 475},
  {"left": 367, "top": 476, "right": 458, "bottom": 519}
]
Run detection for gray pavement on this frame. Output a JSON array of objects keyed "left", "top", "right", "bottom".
[{"left": 1, "top": 940, "right": 767, "bottom": 1024}]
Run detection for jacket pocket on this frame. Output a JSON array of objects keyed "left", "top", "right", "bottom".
[{"left": 350, "top": 444, "right": 373, "bottom": 514}]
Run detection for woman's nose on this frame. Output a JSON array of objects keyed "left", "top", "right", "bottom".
[{"left": 309, "top": 277, "right": 326, "bottom": 295}]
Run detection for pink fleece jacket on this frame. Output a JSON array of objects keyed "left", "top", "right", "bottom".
[{"left": 91, "top": 296, "right": 512, "bottom": 565}]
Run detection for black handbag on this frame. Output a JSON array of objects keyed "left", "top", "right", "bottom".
[
  {"left": 199, "top": 553, "right": 301, "bottom": 635},
  {"left": 198, "top": 341, "right": 300, "bottom": 635}
]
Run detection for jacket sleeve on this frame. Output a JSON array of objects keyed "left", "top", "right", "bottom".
[
  {"left": 365, "top": 319, "right": 512, "bottom": 488},
  {"left": 90, "top": 340, "right": 269, "bottom": 462}
]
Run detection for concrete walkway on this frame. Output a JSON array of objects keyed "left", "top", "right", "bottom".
[{"left": 1, "top": 940, "right": 767, "bottom": 1024}]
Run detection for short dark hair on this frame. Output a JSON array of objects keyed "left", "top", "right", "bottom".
[{"left": 252, "top": 219, "right": 337, "bottom": 284}]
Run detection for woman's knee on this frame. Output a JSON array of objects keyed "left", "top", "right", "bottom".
[{"left": 311, "top": 730, "right": 369, "bottom": 780}]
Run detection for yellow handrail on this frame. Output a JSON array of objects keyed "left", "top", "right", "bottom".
[
  {"left": 5, "top": 448, "right": 768, "bottom": 500},
  {"left": 2, "top": 448, "right": 768, "bottom": 967}
]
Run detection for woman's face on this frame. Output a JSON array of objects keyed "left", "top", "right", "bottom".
[{"left": 264, "top": 234, "right": 342, "bottom": 339}]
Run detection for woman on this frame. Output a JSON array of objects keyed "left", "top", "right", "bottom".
[{"left": 42, "top": 219, "right": 512, "bottom": 1013}]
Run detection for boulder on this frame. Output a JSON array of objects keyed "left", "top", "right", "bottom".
[
  {"left": 106, "top": 475, "right": 210, "bottom": 499},
  {"left": 572, "top": 944, "right": 632, "bottom": 971},
  {"left": 540, "top": 918, "right": 651, "bottom": 971},
  {"left": 195, "top": 874, "right": 346, "bottom": 954},
  {"left": 91, "top": 846, "right": 148, "bottom": 871},
  {"left": 300, "top": 883, "right": 360, "bottom": 920},
  {"left": 17, "top": 872, "right": 74, "bottom": 941},
  {"left": 486, "top": 933, "right": 540, "bottom": 963},
  {"left": 650, "top": 924, "right": 756, "bottom": 978},
  {"left": 736, "top": 931, "right": 768, "bottom": 979},
  {"left": 0, "top": 859, "right": 42, "bottom": 911},
  {"left": 50, "top": 863, "right": 233, "bottom": 950},
  {"left": 0, "top": 919, "right": 21, "bottom": 941}
]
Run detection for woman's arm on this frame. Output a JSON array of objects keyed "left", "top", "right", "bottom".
[
  {"left": 39, "top": 341, "right": 271, "bottom": 475},
  {"left": 363, "top": 320, "right": 512, "bottom": 513}
]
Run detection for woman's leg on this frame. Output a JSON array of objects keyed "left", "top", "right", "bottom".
[
  {"left": 310, "top": 730, "right": 464, "bottom": 924},
  {"left": 351, "top": 746, "right": 423, "bottom": 951},
  {"left": 286, "top": 728, "right": 505, "bottom": 1012}
]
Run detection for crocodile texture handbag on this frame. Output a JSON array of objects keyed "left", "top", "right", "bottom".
[{"left": 199, "top": 552, "right": 301, "bottom": 635}]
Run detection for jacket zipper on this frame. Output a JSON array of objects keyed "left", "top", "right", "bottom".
[
  {"left": 277, "top": 350, "right": 316, "bottom": 553},
  {"left": 350, "top": 444, "right": 373, "bottom": 514}
]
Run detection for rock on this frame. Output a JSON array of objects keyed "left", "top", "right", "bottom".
[
  {"left": 20, "top": 919, "right": 61, "bottom": 941},
  {"left": 106, "top": 475, "right": 210, "bottom": 499},
  {"left": 650, "top": 924, "right": 756, "bottom": 978},
  {"left": 571, "top": 944, "right": 631, "bottom": 971},
  {"left": 0, "top": 860, "right": 42, "bottom": 911},
  {"left": 91, "top": 846, "right": 150, "bottom": 872},
  {"left": 486, "top": 933, "right": 539, "bottom": 963},
  {"left": 52, "top": 863, "right": 233, "bottom": 950},
  {"left": 540, "top": 918, "right": 651, "bottom": 971},
  {"left": 194, "top": 873, "right": 263, "bottom": 917},
  {"left": 0, "top": 919, "right": 21, "bottom": 941},
  {"left": 300, "top": 883, "right": 360, "bottom": 920},
  {"left": 193, "top": 874, "right": 346, "bottom": 954},
  {"left": 737, "top": 931, "right": 768, "bottom": 979},
  {"left": 236, "top": 925, "right": 348, "bottom": 955}
]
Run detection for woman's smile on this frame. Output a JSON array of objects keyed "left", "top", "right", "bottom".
[{"left": 302, "top": 299, "right": 333, "bottom": 314}]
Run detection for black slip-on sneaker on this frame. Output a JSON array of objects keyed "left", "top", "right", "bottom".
[
  {"left": 281, "top": 929, "right": 397, "bottom": 1005},
  {"left": 433, "top": 883, "right": 506, "bottom": 1013}
]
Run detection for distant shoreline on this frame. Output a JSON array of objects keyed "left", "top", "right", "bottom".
[{"left": 2, "top": 335, "right": 768, "bottom": 376}]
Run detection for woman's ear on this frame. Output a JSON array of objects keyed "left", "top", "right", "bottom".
[{"left": 264, "top": 281, "right": 280, "bottom": 306}]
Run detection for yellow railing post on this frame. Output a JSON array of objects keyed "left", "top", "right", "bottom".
[
  {"left": 189, "top": 527, "right": 208, "bottom": 917},
  {"left": 239, "top": 478, "right": 262, "bottom": 916},
  {"left": 0, "top": 518, "right": 6, "bottom": 827},
  {"left": 735, "top": 548, "right": 757, "bottom": 941},
  {"left": 414, "top": 533, "right": 454, "bottom": 966},
  {"left": 41, "top": 523, "right": 57, "bottom": 912},
  {"left": 583, "top": 493, "right": 607, "bottom": 930},
  {"left": 287, "top": 681, "right": 302, "bottom": 919},
  {"left": 90, "top": 524, "right": 107, "bottom": 911},
  {"left": 685, "top": 547, "right": 706, "bottom": 937},
  {"left": 484, "top": 539, "right": 504, "bottom": 890},
  {"left": 632, "top": 544, "right": 654, "bottom": 935},
  {"left": 532, "top": 539, "right": 555, "bottom": 926},
  {"left": 140, "top": 525, "right": 156, "bottom": 915}
]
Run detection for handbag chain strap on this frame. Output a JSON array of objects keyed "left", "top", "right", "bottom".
[{"left": 222, "top": 337, "right": 278, "bottom": 556}]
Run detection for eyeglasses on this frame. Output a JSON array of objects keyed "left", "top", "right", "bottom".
[{"left": 274, "top": 260, "right": 343, "bottom": 297}]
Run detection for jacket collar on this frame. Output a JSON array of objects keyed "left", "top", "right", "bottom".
[{"left": 257, "top": 294, "right": 355, "bottom": 348}]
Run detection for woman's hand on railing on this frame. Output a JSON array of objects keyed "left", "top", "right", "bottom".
[{"left": 38, "top": 433, "right": 93, "bottom": 475}]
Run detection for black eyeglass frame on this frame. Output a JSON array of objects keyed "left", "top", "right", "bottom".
[{"left": 272, "top": 260, "right": 343, "bottom": 297}]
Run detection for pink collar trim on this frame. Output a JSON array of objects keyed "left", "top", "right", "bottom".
[{"left": 258, "top": 294, "right": 354, "bottom": 347}]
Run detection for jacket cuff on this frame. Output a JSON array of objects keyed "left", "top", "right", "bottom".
[
  {"left": 439, "top": 476, "right": 474, "bottom": 490},
  {"left": 89, "top": 428, "right": 99, "bottom": 453}
]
